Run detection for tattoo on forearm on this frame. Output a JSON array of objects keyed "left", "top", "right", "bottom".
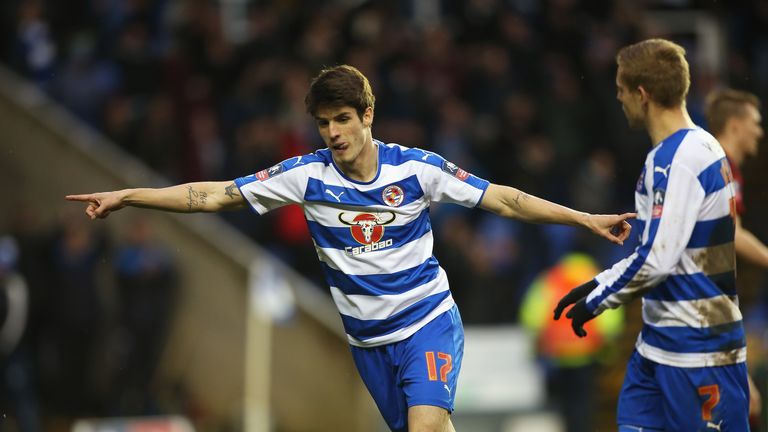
[
  {"left": 187, "top": 186, "right": 208, "bottom": 211},
  {"left": 512, "top": 191, "right": 529, "bottom": 209},
  {"left": 225, "top": 183, "right": 238, "bottom": 199}
]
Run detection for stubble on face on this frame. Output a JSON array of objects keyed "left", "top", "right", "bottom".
[
  {"left": 625, "top": 104, "right": 646, "bottom": 129},
  {"left": 617, "top": 81, "right": 645, "bottom": 129}
]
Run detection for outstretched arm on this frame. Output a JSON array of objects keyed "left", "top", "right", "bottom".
[
  {"left": 479, "top": 183, "right": 634, "bottom": 245},
  {"left": 735, "top": 214, "right": 768, "bottom": 268},
  {"left": 66, "top": 181, "right": 245, "bottom": 219}
]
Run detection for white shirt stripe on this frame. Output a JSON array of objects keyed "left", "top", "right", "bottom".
[{"left": 331, "top": 268, "right": 448, "bottom": 320}]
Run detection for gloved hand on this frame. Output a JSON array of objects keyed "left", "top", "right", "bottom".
[
  {"left": 565, "top": 298, "right": 597, "bottom": 337},
  {"left": 553, "top": 279, "right": 597, "bottom": 320}
]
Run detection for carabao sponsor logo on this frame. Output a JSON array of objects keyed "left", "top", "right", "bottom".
[{"left": 338, "top": 211, "right": 396, "bottom": 255}]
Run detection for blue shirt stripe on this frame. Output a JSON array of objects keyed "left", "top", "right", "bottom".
[
  {"left": 641, "top": 321, "right": 745, "bottom": 354},
  {"left": 322, "top": 256, "right": 441, "bottom": 296},
  {"left": 303, "top": 175, "right": 425, "bottom": 206},
  {"left": 643, "top": 271, "right": 736, "bottom": 301},
  {"left": 697, "top": 158, "right": 729, "bottom": 195},
  {"left": 340, "top": 290, "right": 451, "bottom": 340},
  {"left": 687, "top": 216, "right": 735, "bottom": 248}
]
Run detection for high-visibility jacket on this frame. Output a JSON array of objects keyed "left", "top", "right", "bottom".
[{"left": 520, "top": 253, "right": 624, "bottom": 367}]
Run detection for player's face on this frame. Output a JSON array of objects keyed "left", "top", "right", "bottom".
[
  {"left": 314, "top": 105, "right": 374, "bottom": 166},
  {"left": 616, "top": 69, "right": 646, "bottom": 129},
  {"left": 733, "top": 103, "right": 764, "bottom": 157}
]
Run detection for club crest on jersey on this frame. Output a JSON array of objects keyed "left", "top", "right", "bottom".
[
  {"left": 256, "top": 163, "right": 284, "bottom": 181},
  {"left": 441, "top": 160, "right": 470, "bottom": 181},
  {"left": 636, "top": 169, "right": 646, "bottom": 193},
  {"left": 652, "top": 188, "right": 665, "bottom": 218},
  {"left": 382, "top": 185, "right": 405, "bottom": 207},
  {"left": 338, "top": 212, "right": 396, "bottom": 255}
]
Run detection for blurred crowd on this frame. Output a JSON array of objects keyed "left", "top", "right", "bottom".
[
  {"left": 3, "top": 0, "right": 768, "bottom": 319},
  {"left": 0, "top": 213, "right": 186, "bottom": 429},
  {"left": 2, "top": 0, "right": 768, "bottom": 429}
]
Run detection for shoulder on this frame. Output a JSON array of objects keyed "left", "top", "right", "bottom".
[
  {"left": 654, "top": 128, "right": 723, "bottom": 171},
  {"left": 237, "top": 150, "right": 330, "bottom": 186},
  {"left": 377, "top": 140, "right": 445, "bottom": 170},
  {"left": 674, "top": 128, "right": 726, "bottom": 171},
  {"left": 281, "top": 150, "right": 332, "bottom": 172},
  {"left": 266, "top": 150, "right": 331, "bottom": 176}
]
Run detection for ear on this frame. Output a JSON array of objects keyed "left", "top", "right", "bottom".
[
  {"left": 724, "top": 116, "right": 741, "bottom": 135},
  {"left": 637, "top": 86, "right": 650, "bottom": 104},
  {"left": 363, "top": 107, "right": 374, "bottom": 127}
]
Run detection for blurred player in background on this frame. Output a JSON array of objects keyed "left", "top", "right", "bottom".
[
  {"left": 555, "top": 39, "right": 750, "bottom": 431},
  {"left": 705, "top": 88, "right": 765, "bottom": 426},
  {"left": 66, "top": 65, "right": 633, "bottom": 432}
]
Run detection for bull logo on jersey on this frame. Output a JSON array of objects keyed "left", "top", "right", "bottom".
[
  {"left": 256, "top": 163, "right": 284, "bottom": 181},
  {"left": 339, "top": 212, "right": 396, "bottom": 245},
  {"left": 382, "top": 185, "right": 405, "bottom": 207},
  {"left": 441, "top": 160, "right": 470, "bottom": 181}
]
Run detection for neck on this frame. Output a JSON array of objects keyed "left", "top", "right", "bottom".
[
  {"left": 337, "top": 136, "right": 378, "bottom": 182},
  {"left": 646, "top": 102, "right": 696, "bottom": 147},
  {"left": 716, "top": 134, "right": 743, "bottom": 166}
]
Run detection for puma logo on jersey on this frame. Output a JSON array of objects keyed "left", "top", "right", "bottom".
[
  {"left": 444, "top": 384, "right": 452, "bottom": 395},
  {"left": 292, "top": 156, "right": 303, "bottom": 166},
  {"left": 706, "top": 420, "right": 723, "bottom": 431},
  {"left": 325, "top": 189, "right": 345, "bottom": 202},
  {"left": 654, "top": 164, "right": 671, "bottom": 178}
]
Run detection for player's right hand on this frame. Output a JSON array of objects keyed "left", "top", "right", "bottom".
[
  {"left": 65, "top": 191, "right": 125, "bottom": 220},
  {"left": 553, "top": 279, "right": 597, "bottom": 320}
]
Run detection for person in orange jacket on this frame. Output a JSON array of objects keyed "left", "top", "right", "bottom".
[{"left": 521, "top": 252, "right": 624, "bottom": 432}]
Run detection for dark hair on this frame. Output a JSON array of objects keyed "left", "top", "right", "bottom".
[
  {"left": 616, "top": 39, "right": 690, "bottom": 108},
  {"left": 704, "top": 89, "right": 761, "bottom": 136},
  {"left": 305, "top": 65, "right": 375, "bottom": 119}
]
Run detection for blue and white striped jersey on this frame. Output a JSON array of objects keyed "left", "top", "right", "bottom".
[
  {"left": 586, "top": 128, "right": 744, "bottom": 368},
  {"left": 235, "top": 140, "right": 490, "bottom": 347}
]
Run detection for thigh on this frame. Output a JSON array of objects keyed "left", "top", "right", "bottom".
[
  {"left": 617, "top": 351, "right": 666, "bottom": 430},
  {"left": 351, "top": 344, "right": 408, "bottom": 432},
  {"left": 351, "top": 307, "right": 465, "bottom": 432},
  {"left": 408, "top": 404, "right": 454, "bottom": 432},
  {"left": 400, "top": 306, "right": 464, "bottom": 412},
  {"left": 657, "top": 362, "right": 750, "bottom": 431}
]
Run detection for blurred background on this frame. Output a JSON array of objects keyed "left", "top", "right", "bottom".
[{"left": 0, "top": 0, "right": 767, "bottom": 431}]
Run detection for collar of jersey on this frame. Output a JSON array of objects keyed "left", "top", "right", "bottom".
[
  {"left": 655, "top": 127, "right": 696, "bottom": 148},
  {"left": 330, "top": 140, "right": 383, "bottom": 185}
]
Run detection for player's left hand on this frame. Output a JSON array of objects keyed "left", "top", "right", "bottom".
[
  {"left": 585, "top": 213, "right": 635, "bottom": 245},
  {"left": 565, "top": 299, "right": 596, "bottom": 338},
  {"left": 553, "top": 279, "right": 596, "bottom": 320}
]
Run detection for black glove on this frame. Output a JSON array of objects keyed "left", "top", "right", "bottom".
[
  {"left": 553, "top": 279, "right": 597, "bottom": 320},
  {"left": 565, "top": 298, "right": 597, "bottom": 337}
]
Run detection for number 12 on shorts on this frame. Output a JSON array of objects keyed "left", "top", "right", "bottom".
[
  {"left": 425, "top": 351, "right": 452, "bottom": 382},
  {"left": 698, "top": 384, "right": 720, "bottom": 421}
]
